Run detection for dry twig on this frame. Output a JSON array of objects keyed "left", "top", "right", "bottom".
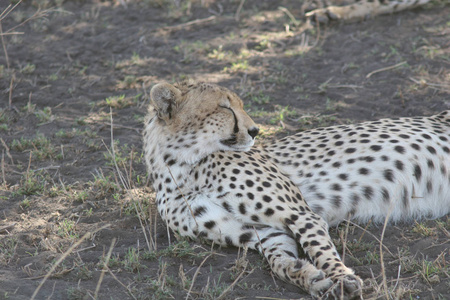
[
  {"left": 95, "top": 238, "right": 116, "bottom": 298},
  {"left": 31, "top": 224, "right": 111, "bottom": 300},
  {"left": 366, "top": 61, "right": 407, "bottom": 78}
]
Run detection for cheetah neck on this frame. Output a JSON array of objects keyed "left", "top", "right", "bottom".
[{"left": 143, "top": 116, "right": 207, "bottom": 193}]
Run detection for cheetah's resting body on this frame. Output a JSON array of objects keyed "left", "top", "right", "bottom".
[
  {"left": 143, "top": 81, "right": 449, "bottom": 299},
  {"left": 265, "top": 113, "right": 450, "bottom": 226},
  {"left": 305, "top": 0, "right": 431, "bottom": 23}
]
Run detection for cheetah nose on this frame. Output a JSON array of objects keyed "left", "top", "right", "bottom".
[{"left": 248, "top": 127, "right": 259, "bottom": 139}]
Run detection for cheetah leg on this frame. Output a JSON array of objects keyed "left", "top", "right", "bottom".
[
  {"left": 252, "top": 227, "right": 334, "bottom": 298},
  {"left": 285, "top": 213, "right": 363, "bottom": 299},
  {"left": 171, "top": 203, "right": 354, "bottom": 298},
  {"left": 190, "top": 210, "right": 334, "bottom": 297}
]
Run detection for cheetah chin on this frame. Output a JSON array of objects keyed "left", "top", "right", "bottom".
[{"left": 144, "top": 81, "right": 449, "bottom": 299}]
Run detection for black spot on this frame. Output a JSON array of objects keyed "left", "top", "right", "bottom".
[
  {"left": 247, "top": 192, "right": 254, "bottom": 200},
  {"left": 394, "top": 145, "right": 405, "bottom": 154},
  {"left": 204, "top": 221, "right": 216, "bottom": 229},
  {"left": 225, "top": 236, "right": 233, "bottom": 246},
  {"left": 363, "top": 186, "right": 374, "bottom": 200},
  {"left": 383, "top": 169, "right": 394, "bottom": 182},
  {"left": 331, "top": 183, "right": 342, "bottom": 191},
  {"left": 232, "top": 169, "right": 240, "bottom": 174},
  {"left": 370, "top": 145, "right": 382, "bottom": 152},
  {"left": 345, "top": 148, "right": 356, "bottom": 154},
  {"left": 351, "top": 193, "right": 360, "bottom": 205},
  {"left": 194, "top": 206, "right": 206, "bottom": 217},
  {"left": 411, "top": 143, "right": 420, "bottom": 150},
  {"left": 222, "top": 202, "right": 232, "bottom": 212},
  {"left": 245, "top": 180, "right": 254, "bottom": 187},
  {"left": 305, "top": 223, "right": 314, "bottom": 230},
  {"left": 414, "top": 164, "right": 422, "bottom": 181},
  {"left": 263, "top": 195, "right": 272, "bottom": 202},
  {"left": 262, "top": 181, "right": 271, "bottom": 188},
  {"left": 395, "top": 160, "right": 404, "bottom": 171},
  {"left": 310, "top": 240, "right": 319, "bottom": 246},
  {"left": 251, "top": 215, "right": 259, "bottom": 222},
  {"left": 239, "top": 203, "right": 246, "bottom": 214},
  {"left": 427, "top": 180, "right": 432, "bottom": 193},
  {"left": 332, "top": 195, "right": 342, "bottom": 208},
  {"left": 284, "top": 250, "right": 297, "bottom": 258},
  {"left": 239, "top": 232, "right": 253, "bottom": 244},
  {"left": 264, "top": 208, "right": 275, "bottom": 216},
  {"left": 359, "top": 167, "right": 370, "bottom": 175},
  {"left": 427, "top": 146, "right": 436, "bottom": 154},
  {"left": 332, "top": 162, "right": 341, "bottom": 168},
  {"left": 339, "top": 174, "right": 348, "bottom": 181},
  {"left": 256, "top": 202, "right": 263, "bottom": 209}
]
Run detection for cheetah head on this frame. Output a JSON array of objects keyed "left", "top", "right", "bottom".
[{"left": 144, "top": 81, "right": 259, "bottom": 165}]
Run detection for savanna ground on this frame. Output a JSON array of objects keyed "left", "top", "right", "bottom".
[{"left": 0, "top": 0, "right": 449, "bottom": 299}]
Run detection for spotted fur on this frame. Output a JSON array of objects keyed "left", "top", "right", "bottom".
[
  {"left": 304, "top": 0, "right": 431, "bottom": 23},
  {"left": 265, "top": 112, "right": 450, "bottom": 226},
  {"left": 144, "top": 81, "right": 449, "bottom": 299}
]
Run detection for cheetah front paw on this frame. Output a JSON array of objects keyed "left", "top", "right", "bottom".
[
  {"left": 289, "top": 260, "right": 333, "bottom": 298},
  {"left": 309, "top": 272, "right": 334, "bottom": 299},
  {"left": 323, "top": 274, "right": 363, "bottom": 300}
]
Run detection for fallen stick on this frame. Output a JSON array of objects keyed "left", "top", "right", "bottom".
[
  {"left": 163, "top": 15, "right": 216, "bottom": 30},
  {"left": 366, "top": 61, "right": 407, "bottom": 79}
]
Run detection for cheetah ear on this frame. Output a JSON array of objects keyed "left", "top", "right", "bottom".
[{"left": 150, "top": 82, "right": 183, "bottom": 122}]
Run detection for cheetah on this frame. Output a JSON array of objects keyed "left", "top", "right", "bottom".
[
  {"left": 304, "top": 0, "right": 432, "bottom": 23},
  {"left": 143, "top": 81, "right": 449, "bottom": 298},
  {"left": 144, "top": 81, "right": 363, "bottom": 299}
]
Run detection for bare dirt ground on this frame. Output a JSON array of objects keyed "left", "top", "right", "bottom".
[{"left": 0, "top": 0, "right": 449, "bottom": 299}]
